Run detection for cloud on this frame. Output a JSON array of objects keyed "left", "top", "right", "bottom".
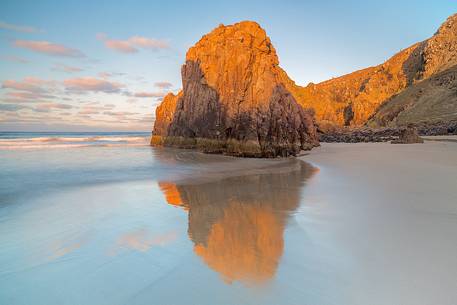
[
  {"left": 52, "top": 63, "right": 83, "bottom": 73},
  {"left": 130, "top": 114, "right": 155, "bottom": 123},
  {"left": 78, "top": 104, "right": 114, "bottom": 115},
  {"left": 154, "top": 81, "right": 173, "bottom": 89},
  {"left": 0, "top": 21, "right": 41, "bottom": 33},
  {"left": 64, "top": 77, "right": 123, "bottom": 93},
  {"left": 98, "top": 71, "right": 126, "bottom": 78},
  {"left": 2, "top": 55, "right": 29, "bottom": 63},
  {"left": 78, "top": 109, "right": 100, "bottom": 115},
  {"left": 2, "top": 77, "right": 54, "bottom": 93},
  {"left": 134, "top": 91, "right": 165, "bottom": 98},
  {"left": 5, "top": 91, "right": 55, "bottom": 101},
  {"left": 128, "top": 36, "right": 169, "bottom": 50},
  {"left": 35, "top": 103, "right": 73, "bottom": 111},
  {"left": 14, "top": 40, "right": 85, "bottom": 57},
  {"left": 97, "top": 33, "right": 169, "bottom": 54},
  {"left": 103, "top": 111, "right": 138, "bottom": 116},
  {"left": 96, "top": 33, "right": 137, "bottom": 53},
  {"left": 0, "top": 104, "right": 28, "bottom": 111}
]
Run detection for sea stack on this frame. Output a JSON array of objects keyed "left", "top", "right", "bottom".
[{"left": 152, "top": 21, "right": 319, "bottom": 157}]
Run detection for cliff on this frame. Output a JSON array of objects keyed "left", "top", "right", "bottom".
[
  {"left": 153, "top": 14, "right": 457, "bottom": 147},
  {"left": 368, "top": 14, "right": 457, "bottom": 128},
  {"left": 152, "top": 92, "right": 180, "bottom": 137},
  {"left": 289, "top": 13, "right": 457, "bottom": 129},
  {"left": 152, "top": 21, "right": 319, "bottom": 157}
]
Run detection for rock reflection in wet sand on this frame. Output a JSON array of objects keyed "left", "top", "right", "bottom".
[{"left": 158, "top": 159, "right": 315, "bottom": 284}]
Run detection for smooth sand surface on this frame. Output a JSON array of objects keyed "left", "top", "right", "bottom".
[
  {"left": 297, "top": 140, "right": 457, "bottom": 305},
  {"left": 1, "top": 138, "right": 456, "bottom": 305}
]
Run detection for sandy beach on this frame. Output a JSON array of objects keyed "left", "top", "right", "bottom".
[
  {"left": 0, "top": 135, "right": 456, "bottom": 305},
  {"left": 298, "top": 139, "right": 457, "bottom": 304}
]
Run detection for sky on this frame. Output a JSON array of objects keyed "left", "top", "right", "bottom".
[{"left": 1, "top": 0, "right": 456, "bottom": 131}]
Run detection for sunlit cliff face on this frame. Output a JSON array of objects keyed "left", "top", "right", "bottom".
[{"left": 158, "top": 160, "right": 315, "bottom": 284}]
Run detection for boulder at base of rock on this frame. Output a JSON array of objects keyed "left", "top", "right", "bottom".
[{"left": 391, "top": 125, "right": 424, "bottom": 144}]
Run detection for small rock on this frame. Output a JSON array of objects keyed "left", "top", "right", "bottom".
[{"left": 391, "top": 125, "right": 424, "bottom": 144}]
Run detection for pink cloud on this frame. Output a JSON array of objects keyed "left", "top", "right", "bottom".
[
  {"left": 6, "top": 91, "right": 55, "bottom": 101},
  {"left": 79, "top": 109, "right": 100, "bottom": 115},
  {"left": 35, "top": 103, "right": 73, "bottom": 111},
  {"left": 64, "top": 77, "right": 123, "bottom": 93},
  {"left": 105, "top": 40, "right": 138, "bottom": 53},
  {"left": 97, "top": 33, "right": 169, "bottom": 54},
  {"left": 14, "top": 40, "right": 85, "bottom": 57},
  {"left": 78, "top": 104, "right": 114, "bottom": 115},
  {"left": 128, "top": 36, "right": 169, "bottom": 50},
  {"left": 134, "top": 91, "right": 165, "bottom": 98},
  {"left": 52, "top": 63, "right": 83, "bottom": 73},
  {"left": 154, "top": 81, "right": 173, "bottom": 89},
  {"left": 2, "top": 77, "right": 54, "bottom": 93}
]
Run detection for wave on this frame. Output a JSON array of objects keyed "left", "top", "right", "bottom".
[{"left": 0, "top": 135, "right": 150, "bottom": 150}]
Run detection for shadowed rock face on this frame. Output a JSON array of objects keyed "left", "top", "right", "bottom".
[
  {"left": 157, "top": 158, "right": 315, "bottom": 284},
  {"left": 153, "top": 21, "right": 318, "bottom": 157}
]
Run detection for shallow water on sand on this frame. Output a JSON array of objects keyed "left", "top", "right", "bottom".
[{"left": 0, "top": 133, "right": 456, "bottom": 305}]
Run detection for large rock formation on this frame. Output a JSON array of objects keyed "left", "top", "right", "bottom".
[
  {"left": 153, "top": 14, "right": 457, "bottom": 147},
  {"left": 279, "top": 46, "right": 419, "bottom": 127},
  {"left": 368, "top": 14, "right": 457, "bottom": 129},
  {"left": 152, "top": 21, "right": 319, "bottom": 157},
  {"left": 288, "top": 13, "right": 457, "bottom": 129}
]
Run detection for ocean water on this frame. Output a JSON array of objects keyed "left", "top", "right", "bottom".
[
  {"left": 0, "top": 132, "right": 323, "bottom": 305},
  {"left": 1, "top": 132, "right": 456, "bottom": 305}
]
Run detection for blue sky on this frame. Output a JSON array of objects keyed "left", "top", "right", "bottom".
[{"left": 1, "top": 0, "right": 456, "bottom": 131}]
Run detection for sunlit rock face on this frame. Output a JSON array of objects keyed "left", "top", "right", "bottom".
[
  {"left": 153, "top": 14, "right": 457, "bottom": 134},
  {"left": 285, "top": 13, "right": 457, "bottom": 128},
  {"left": 152, "top": 93, "right": 180, "bottom": 138},
  {"left": 368, "top": 14, "right": 457, "bottom": 128},
  {"left": 280, "top": 46, "right": 418, "bottom": 127},
  {"left": 158, "top": 160, "right": 315, "bottom": 284},
  {"left": 420, "top": 14, "right": 457, "bottom": 79},
  {"left": 153, "top": 21, "right": 319, "bottom": 157}
]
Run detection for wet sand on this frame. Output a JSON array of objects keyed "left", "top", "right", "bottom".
[
  {"left": 298, "top": 140, "right": 457, "bottom": 305},
  {"left": 1, "top": 138, "right": 456, "bottom": 305}
]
